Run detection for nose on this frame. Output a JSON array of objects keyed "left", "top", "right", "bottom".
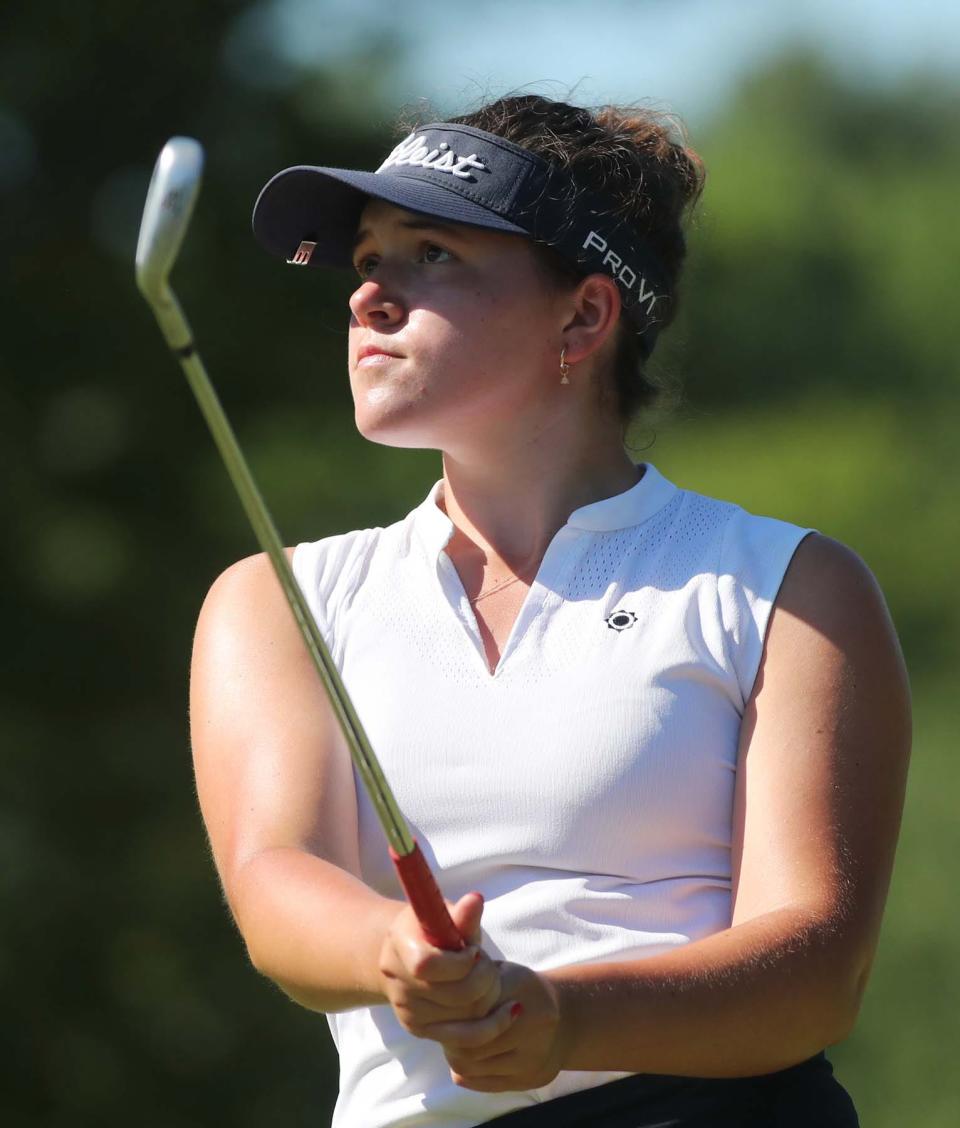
[{"left": 348, "top": 277, "right": 405, "bottom": 328}]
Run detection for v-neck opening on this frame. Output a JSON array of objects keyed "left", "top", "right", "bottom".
[
  {"left": 415, "top": 464, "right": 678, "bottom": 678},
  {"left": 437, "top": 534, "right": 570, "bottom": 678}
]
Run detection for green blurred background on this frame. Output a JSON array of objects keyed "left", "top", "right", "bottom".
[{"left": 2, "top": 1, "right": 957, "bottom": 1124}]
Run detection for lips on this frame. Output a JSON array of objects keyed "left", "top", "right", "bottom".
[{"left": 357, "top": 344, "right": 403, "bottom": 363}]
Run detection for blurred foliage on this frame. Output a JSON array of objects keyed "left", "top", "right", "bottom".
[
  {"left": 671, "top": 52, "right": 960, "bottom": 407},
  {"left": 0, "top": 2, "right": 957, "bottom": 1125}
]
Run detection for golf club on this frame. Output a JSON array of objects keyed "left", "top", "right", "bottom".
[{"left": 135, "top": 136, "right": 464, "bottom": 952}]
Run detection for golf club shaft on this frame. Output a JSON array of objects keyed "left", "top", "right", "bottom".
[{"left": 149, "top": 285, "right": 464, "bottom": 952}]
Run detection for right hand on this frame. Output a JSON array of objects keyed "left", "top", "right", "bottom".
[{"left": 377, "top": 893, "right": 507, "bottom": 1038}]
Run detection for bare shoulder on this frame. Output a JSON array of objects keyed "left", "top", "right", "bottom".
[
  {"left": 775, "top": 532, "right": 894, "bottom": 631},
  {"left": 196, "top": 548, "right": 297, "bottom": 635},
  {"left": 757, "top": 531, "right": 912, "bottom": 781},
  {"left": 192, "top": 547, "right": 324, "bottom": 692},
  {"left": 766, "top": 532, "right": 912, "bottom": 727}
]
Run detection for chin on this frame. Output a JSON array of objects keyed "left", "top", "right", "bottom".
[{"left": 354, "top": 403, "right": 442, "bottom": 451}]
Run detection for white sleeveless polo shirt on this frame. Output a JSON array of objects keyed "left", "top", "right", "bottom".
[{"left": 292, "top": 464, "right": 813, "bottom": 1128}]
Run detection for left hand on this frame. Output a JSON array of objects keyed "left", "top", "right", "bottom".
[
  {"left": 425, "top": 961, "right": 568, "bottom": 1092},
  {"left": 378, "top": 893, "right": 501, "bottom": 1036}
]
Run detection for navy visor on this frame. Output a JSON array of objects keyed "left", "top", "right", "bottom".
[{"left": 252, "top": 122, "right": 669, "bottom": 355}]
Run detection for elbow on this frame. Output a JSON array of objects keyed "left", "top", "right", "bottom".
[
  {"left": 826, "top": 958, "right": 872, "bottom": 1045},
  {"left": 242, "top": 931, "right": 277, "bottom": 982},
  {"left": 228, "top": 868, "right": 270, "bottom": 977},
  {"left": 775, "top": 916, "right": 874, "bottom": 1064},
  {"left": 236, "top": 911, "right": 284, "bottom": 986},
  {"left": 820, "top": 993, "right": 858, "bottom": 1051},
  {"left": 805, "top": 896, "right": 878, "bottom": 1047},
  {"left": 760, "top": 972, "right": 862, "bottom": 1075},
  {"left": 227, "top": 859, "right": 317, "bottom": 1006},
  {"left": 243, "top": 934, "right": 333, "bottom": 1014},
  {"left": 813, "top": 936, "right": 873, "bottom": 1051},
  {"left": 234, "top": 899, "right": 327, "bottom": 1012}
]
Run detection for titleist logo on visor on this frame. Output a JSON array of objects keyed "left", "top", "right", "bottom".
[{"left": 377, "top": 133, "right": 489, "bottom": 180}]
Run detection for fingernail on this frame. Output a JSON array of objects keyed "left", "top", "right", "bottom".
[
  {"left": 472, "top": 891, "right": 484, "bottom": 905},
  {"left": 510, "top": 1002, "right": 524, "bottom": 1020},
  {"left": 472, "top": 949, "right": 482, "bottom": 963}
]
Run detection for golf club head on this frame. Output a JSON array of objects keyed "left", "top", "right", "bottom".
[{"left": 135, "top": 137, "right": 204, "bottom": 303}]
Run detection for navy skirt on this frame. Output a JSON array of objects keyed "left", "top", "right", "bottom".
[{"left": 482, "top": 1053, "right": 858, "bottom": 1127}]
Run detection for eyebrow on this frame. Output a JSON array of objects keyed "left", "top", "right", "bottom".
[{"left": 351, "top": 216, "right": 465, "bottom": 251}]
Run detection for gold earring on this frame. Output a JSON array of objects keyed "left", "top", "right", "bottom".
[{"left": 560, "top": 347, "right": 570, "bottom": 385}]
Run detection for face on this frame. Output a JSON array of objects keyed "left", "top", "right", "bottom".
[{"left": 347, "top": 199, "right": 569, "bottom": 451}]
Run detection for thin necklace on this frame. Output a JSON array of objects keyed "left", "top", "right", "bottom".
[{"left": 468, "top": 572, "right": 525, "bottom": 605}]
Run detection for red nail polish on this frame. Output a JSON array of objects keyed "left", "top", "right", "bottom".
[{"left": 510, "top": 1002, "right": 524, "bottom": 1020}]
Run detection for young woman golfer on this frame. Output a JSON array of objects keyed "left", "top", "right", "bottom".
[{"left": 190, "top": 95, "right": 911, "bottom": 1126}]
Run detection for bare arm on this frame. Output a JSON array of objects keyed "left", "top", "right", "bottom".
[
  {"left": 431, "top": 534, "right": 912, "bottom": 1089},
  {"left": 190, "top": 551, "right": 397, "bottom": 1011},
  {"left": 191, "top": 551, "right": 498, "bottom": 1018}
]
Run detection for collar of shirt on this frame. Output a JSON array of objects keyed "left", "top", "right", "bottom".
[{"left": 412, "top": 462, "right": 679, "bottom": 558}]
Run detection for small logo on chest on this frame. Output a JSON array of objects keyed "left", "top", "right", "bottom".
[{"left": 605, "top": 609, "right": 637, "bottom": 632}]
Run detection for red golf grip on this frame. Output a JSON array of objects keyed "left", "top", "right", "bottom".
[{"left": 390, "top": 841, "right": 466, "bottom": 951}]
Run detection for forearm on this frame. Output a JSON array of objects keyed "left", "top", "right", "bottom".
[
  {"left": 231, "top": 846, "right": 400, "bottom": 1013},
  {"left": 550, "top": 905, "right": 864, "bottom": 1077}
]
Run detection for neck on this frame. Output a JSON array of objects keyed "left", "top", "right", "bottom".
[{"left": 438, "top": 421, "right": 640, "bottom": 570}]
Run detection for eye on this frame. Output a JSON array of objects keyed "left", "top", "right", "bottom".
[
  {"left": 419, "top": 243, "right": 453, "bottom": 265},
  {"left": 354, "top": 253, "right": 378, "bottom": 279}
]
